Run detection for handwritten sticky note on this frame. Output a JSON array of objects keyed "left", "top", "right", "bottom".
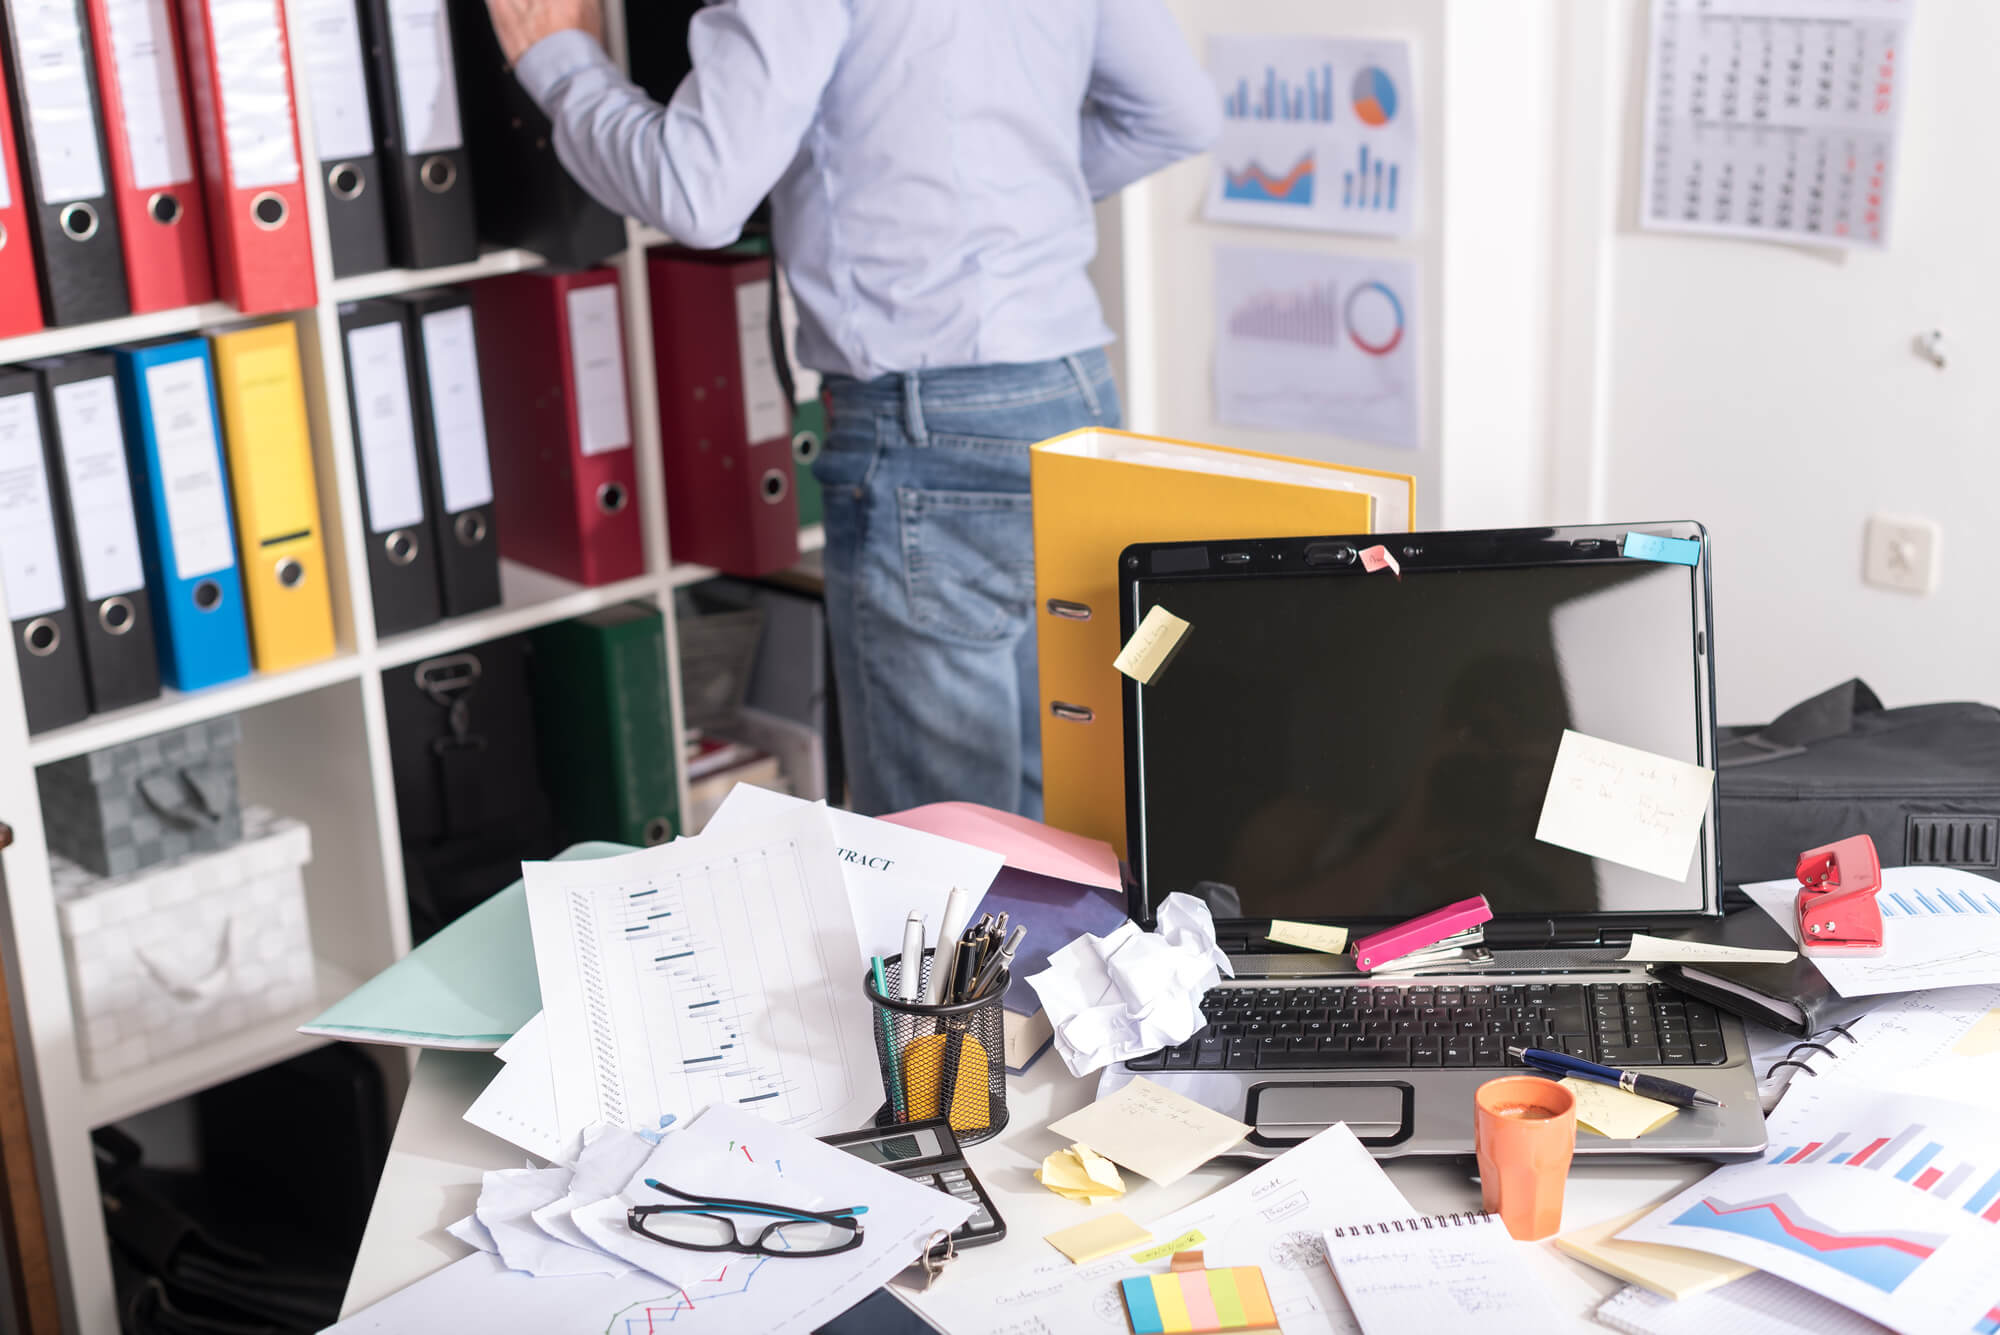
[
  {"left": 1558, "top": 1206, "right": 1751, "bottom": 1299},
  {"left": 1036, "top": 1143, "right": 1126, "bottom": 1204},
  {"left": 1114, "top": 605, "right": 1191, "bottom": 685},
  {"left": 1535, "top": 730, "right": 1716, "bottom": 882},
  {"left": 1561, "top": 1077, "right": 1678, "bottom": 1139},
  {"left": 1048, "top": 1077, "right": 1251, "bottom": 1186},
  {"left": 1268, "top": 920, "right": 1349, "bottom": 954},
  {"left": 1131, "top": 1228, "right": 1206, "bottom": 1263},
  {"left": 1358, "top": 544, "right": 1401, "bottom": 577},
  {"left": 1620, "top": 932, "right": 1796, "bottom": 965},
  {"left": 1621, "top": 532, "right": 1702, "bottom": 566},
  {"left": 1045, "top": 1211, "right": 1151, "bottom": 1264}
]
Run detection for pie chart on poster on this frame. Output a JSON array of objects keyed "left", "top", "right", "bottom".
[
  {"left": 1352, "top": 66, "right": 1398, "bottom": 126},
  {"left": 1344, "top": 281, "right": 1405, "bottom": 356}
]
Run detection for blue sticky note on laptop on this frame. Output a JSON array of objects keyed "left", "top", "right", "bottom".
[{"left": 1621, "top": 532, "right": 1702, "bottom": 566}]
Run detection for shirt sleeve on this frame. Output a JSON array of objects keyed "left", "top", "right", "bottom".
[
  {"left": 1079, "top": 0, "right": 1222, "bottom": 201},
  {"left": 512, "top": 2, "right": 851, "bottom": 249}
]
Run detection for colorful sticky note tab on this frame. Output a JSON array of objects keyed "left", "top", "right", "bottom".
[
  {"left": 1114, "top": 605, "right": 1191, "bottom": 684},
  {"left": 1358, "top": 544, "right": 1401, "bottom": 576},
  {"left": 1268, "top": 920, "right": 1349, "bottom": 954},
  {"left": 1122, "top": 1265, "right": 1277, "bottom": 1333},
  {"left": 1620, "top": 532, "right": 1701, "bottom": 566}
]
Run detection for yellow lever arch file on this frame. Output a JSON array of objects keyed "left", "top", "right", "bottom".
[
  {"left": 210, "top": 322, "right": 337, "bottom": 673},
  {"left": 1032, "top": 428, "right": 1415, "bottom": 858}
]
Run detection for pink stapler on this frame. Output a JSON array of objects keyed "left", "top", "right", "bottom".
[
  {"left": 1795, "top": 834, "right": 1885, "bottom": 957},
  {"left": 1352, "top": 895, "right": 1494, "bottom": 972}
]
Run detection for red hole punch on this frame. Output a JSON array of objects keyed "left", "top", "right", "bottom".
[{"left": 1794, "top": 834, "right": 1886, "bottom": 957}]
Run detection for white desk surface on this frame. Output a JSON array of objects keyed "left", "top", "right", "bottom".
[{"left": 344, "top": 1049, "right": 1711, "bottom": 1326}]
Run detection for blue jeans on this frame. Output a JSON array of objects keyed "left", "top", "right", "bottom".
[{"left": 815, "top": 349, "right": 1122, "bottom": 817}]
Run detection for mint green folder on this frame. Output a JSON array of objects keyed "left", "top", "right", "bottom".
[{"left": 301, "top": 842, "right": 632, "bottom": 1049}]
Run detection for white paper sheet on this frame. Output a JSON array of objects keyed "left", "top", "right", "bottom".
[
  {"left": 103, "top": 0, "right": 193, "bottom": 190},
  {"left": 732, "top": 280, "right": 789, "bottom": 443},
  {"left": 207, "top": 0, "right": 300, "bottom": 188},
  {"left": 529, "top": 1126, "right": 653, "bottom": 1260},
  {"left": 419, "top": 306, "right": 494, "bottom": 514},
  {"left": 13, "top": 0, "right": 107, "bottom": 203},
  {"left": 1212, "top": 245, "right": 1419, "bottom": 448},
  {"left": 477, "top": 1165, "right": 628, "bottom": 1278},
  {"left": 444, "top": 1211, "right": 498, "bottom": 1255},
  {"left": 1744, "top": 870, "right": 2000, "bottom": 997},
  {"left": 51, "top": 377, "right": 145, "bottom": 601},
  {"left": 1621, "top": 932, "right": 1796, "bottom": 965},
  {"left": 1324, "top": 1213, "right": 1558, "bottom": 1334},
  {"left": 1788, "top": 985, "right": 2000, "bottom": 1110},
  {"left": 143, "top": 357, "right": 236, "bottom": 580},
  {"left": 345, "top": 321, "right": 428, "bottom": 534},
  {"left": 701, "top": 785, "right": 1004, "bottom": 965},
  {"left": 1203, "top": 35, "right": 1418, "bottom": 238},
  {"left": 0, "top": 391, "right": 66, "bottom": 620},
  {"left": 1535, "top": 729, "right": 1715, "bottom": 882},
  {"left": 1642, "top": 0, "right": 1909, "bottom": 250},
  {"left": 463, "top": 1019, "right": 575, "bottom": 1164},
  {"left": 295, "top": 0, "right": 375, "bottom": 162},
  {"left": 1597, "top": 1271, "right": 1895, "bottom": 1335},
  {"left": 525, "top": 808, "right": 881, "bottom": 1141},
  {"left": 386, "top": 0, "right": 462, "bottom": 154},
  {"left": 566, "top": 284, "right": 631, "bottom": 456}
]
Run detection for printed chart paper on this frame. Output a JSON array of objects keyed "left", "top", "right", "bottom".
[
  {"left": 1204, "top": 35, "right": 1416, "bottom": 237},
  {"left": 1642, "top": 0, "right": 1910, "bottom": 249},
  {"left": 1213, "top": 245, "right": 1418, "bottom": 448},
  {"left": 1744, "top": 873, "right": 2000, "bottom": 998}
]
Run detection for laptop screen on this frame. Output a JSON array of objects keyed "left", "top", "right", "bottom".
[{"left": 1124, "top": 527, "right": 1718, "bottom": 933}]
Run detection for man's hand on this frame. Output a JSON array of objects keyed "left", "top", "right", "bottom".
[{"left": 485, "top": 0, "right": 602, "bottom": 64}]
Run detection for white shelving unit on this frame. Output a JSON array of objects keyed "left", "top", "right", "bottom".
[{"left": 0, "top": 3, "right": 823, "bottom": 1327}]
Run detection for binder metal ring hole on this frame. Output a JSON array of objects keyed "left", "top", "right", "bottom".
[
  {"left": 759, "top": 468, "right": 789, "bottom": 504},
  {"left": 276, "top": 558, "right": 305, "bottom": 589},
  {"left": 251, "top": 192, "right": 287, "bottom": 229},
  {"left": 386, "top": 531, "right": 418, "bottom": 566},
  {"left": 597, "top": 481, "right": 628, "bottom": 513},
  {"left": 455, "top": 512, "right": 488, "bottom": 546},
  {"left": 193, "top": 580, "right": 223, "bottom": 611},
  {"left": 99, "top": 597, "right": 135, "bottom": 635},
  {"left": 420, "top": 156, "right": 457, "bottom": 193},
  {"left": 59, "top": 203, "right": 98, "bottom": 241},
  {"left": 0, "top": 220, "right": 8, "bottom": 251},
  {"left": 148, "top": 192, "right": 182, "bottom": 225},
  {"left": 1049, "top": 701, "right": 1094, "bottom": 723},
  {"left": 643, "top": 817, "right": 673, "bottom": 845},
  {"left": 792, "top": 429, "right": 822, "bottom": 465},
  {"left": 1046, "top": 598, "right": 1092, "bottom": 621},
  {"left": 328, "top": 164, "right": 365, "bottom": 200},
  {"left": 22, "top": 618, "right": 59, "bottom": 657}
]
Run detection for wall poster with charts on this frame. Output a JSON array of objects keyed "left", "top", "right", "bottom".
[
  {"left": 1642, "top": 0, "right": 1911, "bottom": 249},
  {"left": 1212, "top": 246, "right": 1419, "bottom": 449},
  {"left": 1203, "top": 35, "right": 1418, "bottom": 237}
]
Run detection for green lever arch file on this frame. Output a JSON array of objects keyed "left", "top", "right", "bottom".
[{"left": 531, "top": 603, "right": 681, "bottom": 848}]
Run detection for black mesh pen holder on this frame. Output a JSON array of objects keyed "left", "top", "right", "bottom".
[{"left": 861, "top": 951, "right": 1009, "bottom": 1146}]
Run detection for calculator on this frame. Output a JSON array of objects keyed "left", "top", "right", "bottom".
[{"left": 821, "top": 1119, "right": 1006, "bottom": 1247}]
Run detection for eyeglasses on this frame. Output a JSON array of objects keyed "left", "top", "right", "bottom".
[{"left": 626, "top": 1179, "right": 868, "bottom": 1258}]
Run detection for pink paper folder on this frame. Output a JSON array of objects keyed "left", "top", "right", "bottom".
[
  {"left": 1351, "top": 895, "right": 1493, "bottom": 972},
  {"left": 879, "top": 802, "right": 1122, "bottom": 892}
]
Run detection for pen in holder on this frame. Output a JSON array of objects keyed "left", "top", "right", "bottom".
[{"left": 861, "top": 951, "right": 1009, "bottom": 1145}]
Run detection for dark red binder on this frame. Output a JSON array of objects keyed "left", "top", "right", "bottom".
[
  {"left": 0, "top": 61, "right": 42, "bottom": 338},
  {"left": 470, "top": 268, "right": 643, "bottom": 588},
  {"left": 83, "top": 0, "right": 214, "bottom": 312},
  {"left": 175, "top": 0, "right": 315, "bottom": 314},
  {"left": 647, "top": 247, "right": 798, "bottom": 576}
]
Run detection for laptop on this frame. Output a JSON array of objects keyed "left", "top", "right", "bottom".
[{"left": 1112, "top": 522, "right": 1766, "bottom": 1160}]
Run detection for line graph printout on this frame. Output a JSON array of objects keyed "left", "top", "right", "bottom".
[
  {"left": 1743, "top": 869, "right": 2000, "bottom": 997},
  {"left": 525, "top": 811, "right": 880, "bottom": 1141}
]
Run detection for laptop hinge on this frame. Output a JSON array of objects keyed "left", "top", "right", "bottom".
[{"left": 1487, "top": 921, "right": 1639, "bottom": 950}]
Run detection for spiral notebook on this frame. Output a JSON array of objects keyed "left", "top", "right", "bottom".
[{"left": 1321, "top": 1213, "right": 1554, "bottom": 1334}]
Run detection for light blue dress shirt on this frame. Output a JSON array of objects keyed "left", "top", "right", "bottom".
[{"left": 513, "top": 0, "right": 1219, "bottom": 381}]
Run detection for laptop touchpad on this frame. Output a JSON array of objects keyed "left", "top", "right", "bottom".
[{"left": 1251, "top": 1083, "right": 1410, "bottom": 1144}]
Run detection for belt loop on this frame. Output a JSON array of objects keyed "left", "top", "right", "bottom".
[
  {"left": 901, "top": 371, "right": 929, "bottom": 446},
  {"left": 1065, "top": 353, "right": 1104, "bottom": 421}
]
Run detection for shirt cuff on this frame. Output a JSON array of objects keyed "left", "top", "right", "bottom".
[{"left": 513, "top": 29, "right": 614, "bottom": 106}]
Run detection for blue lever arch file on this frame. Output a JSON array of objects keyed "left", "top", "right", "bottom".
[{"left": 114, "top": 340, "right": 254, "bottom": 692}]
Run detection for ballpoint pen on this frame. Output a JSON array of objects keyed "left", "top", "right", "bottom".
[
  {"left": 926, "top": 887, "right": 981, "bottom": 1004},
  {"left": 898, "top": 912, "right": 926, "bottom": 1002},
  {"left": 950, "top": 928, "right": 982, "bottom": 1002},
  {"left": 1507, "top": 1046, "right": 1723, "bottom": 1109},
  {"left": 969, "top": 925, "right": 1026, "bottom": 1001}
]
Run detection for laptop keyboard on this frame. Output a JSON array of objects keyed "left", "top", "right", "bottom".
[{"left": 1122, "top": 981, "right": 1730, "bottom": 1073}]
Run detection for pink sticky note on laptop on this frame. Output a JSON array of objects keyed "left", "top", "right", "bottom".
[
  {"left": 879, "top": 802, "right": 1122, "bottom": 891},
  {"left": 1359, "top": 544, "right": 1401, "bottom": 577}
]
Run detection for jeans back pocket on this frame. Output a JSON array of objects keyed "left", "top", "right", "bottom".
[{"left": 896, "top": 487, "right": 1035, "bottom": 645}]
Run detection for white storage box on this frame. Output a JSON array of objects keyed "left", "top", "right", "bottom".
[{"left": 53, "top": 806, "right": 316, "bottom": 1081}]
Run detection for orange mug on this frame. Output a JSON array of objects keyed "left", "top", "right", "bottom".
[{"left": 1473, "top": 1075, "right": 1577, "bottom": 1240}]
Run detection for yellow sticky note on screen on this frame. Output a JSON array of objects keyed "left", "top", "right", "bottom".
[
  {"left": 1561, "top": 1077, "right": 1678, "bottom": 1139},
  {"left": 1114, "top": 605, "right": 1190, "bottom": 684},
  {"left": 1045, "top": 1211, "right": 1151, "bottom": 1264},
  {"left": 1269, "top": 920, "right": 1348, "bottom": 954}
]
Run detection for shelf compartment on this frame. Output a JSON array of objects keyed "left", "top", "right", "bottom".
[
  {"left": 666, "top": 524, "right": 826, "bottom": 589},
  {"left": 0, "top": 301, "right": 249, "bottom": 365},
  {"left": 326, "top": 248, "right": 549, "bottom": 303},
  {"left": 373, "top": 560, "right": 665, "bottom": 668}
]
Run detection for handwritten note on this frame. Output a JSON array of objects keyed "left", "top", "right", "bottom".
[
  {"left": 1561, "top": 1077, "right": 1679, "bottom": 1139},
  {"left": 1131, "top": 1228, "right": 1206, "bottom": 1263},
  {"left": 1113, "top": 605, "right": 1190, "bottom": 685},
  {"left": 1621, "top": 933, "right": 1796, "bottom": 966},
  {"left": 1322, "top": 1214, "right": 1555, "bottom": 1335},
  {"left": 1535, "top": 730, "right": 1715, "bottom": 882},
  {"left": 1269, "top": 920, "right": 1350, "bottom": 954},
  {"left": 1044, "top": 1211, "right": 1150, "bottom": 1264},
  {"left": 1048, "top": 1077, "right": 1250, "bottom": 1186}
]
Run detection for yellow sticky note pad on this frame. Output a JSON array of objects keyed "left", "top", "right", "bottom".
[
  {"left": 1954, "top": 1008, "right": 2000, "bottom": 1057},
  {"left": 1268, "top": 920, "right": 1348, "bottom": 954},
  {"left": 1045, "top": 1211, "right": 1152, "bottom": 1264},
  {"left": 1558, "top": 1206, "right": 1752, "bottom": 1299},
  {"left": 1114, "top": 605, "right": 1191, "bottom": 684},
  {"left": 1130, "top": 1228, "right": 1205, "bottom": 1262},
  {"left": 1561, "top": 1077, "right": 1678, "bottom": 1139},
  {"left": 1036, "top": 1143, "right": 1127, "bottom": 1204}
]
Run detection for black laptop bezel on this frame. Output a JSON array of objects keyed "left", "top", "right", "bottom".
[{"left": 1118, "top": 522, "right": 1721, "bottom": 948}]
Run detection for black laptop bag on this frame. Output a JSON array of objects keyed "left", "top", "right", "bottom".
[{"left": 1717, "top": 678, "right": 2000, "bottom": 885}]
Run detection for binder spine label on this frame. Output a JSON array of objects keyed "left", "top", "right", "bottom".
[
  {"left": 565, "top": 284, "right": 631, "bottom": 456},
  {"left": 15, "top": 0, "right": 108, "bottom": 202},
  {"left": 734, "top": 278, "right": 789, "bottom": 444},
  {"left": 386, "top": 0, "right": 463, "bottom": 154},
  {"left": 346, "top": 321, "right": 427, "bottom": 532},
  {"left": 209, "top": 0, "right": 301, "bottom": 188},
  {"left": 0, "top": 391, "right": 66, "bottom": 618},
  {"left": 0, "top": 131, "right": 12, "bottom": 207},
  {"left": 143, "top": 358, "right": 236, "bottom": 580},
  {"left": 51, "top": 376, "right": 145, "bottom": 599},
  {"left": 296, "top": 0, "right": 375, "bottom": 161},
  {"left": 103, "top": 0, "right": 194, "bottom": 189},
  {"left": 420, "top": 306, "right": 494, "bottom": 513}
]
